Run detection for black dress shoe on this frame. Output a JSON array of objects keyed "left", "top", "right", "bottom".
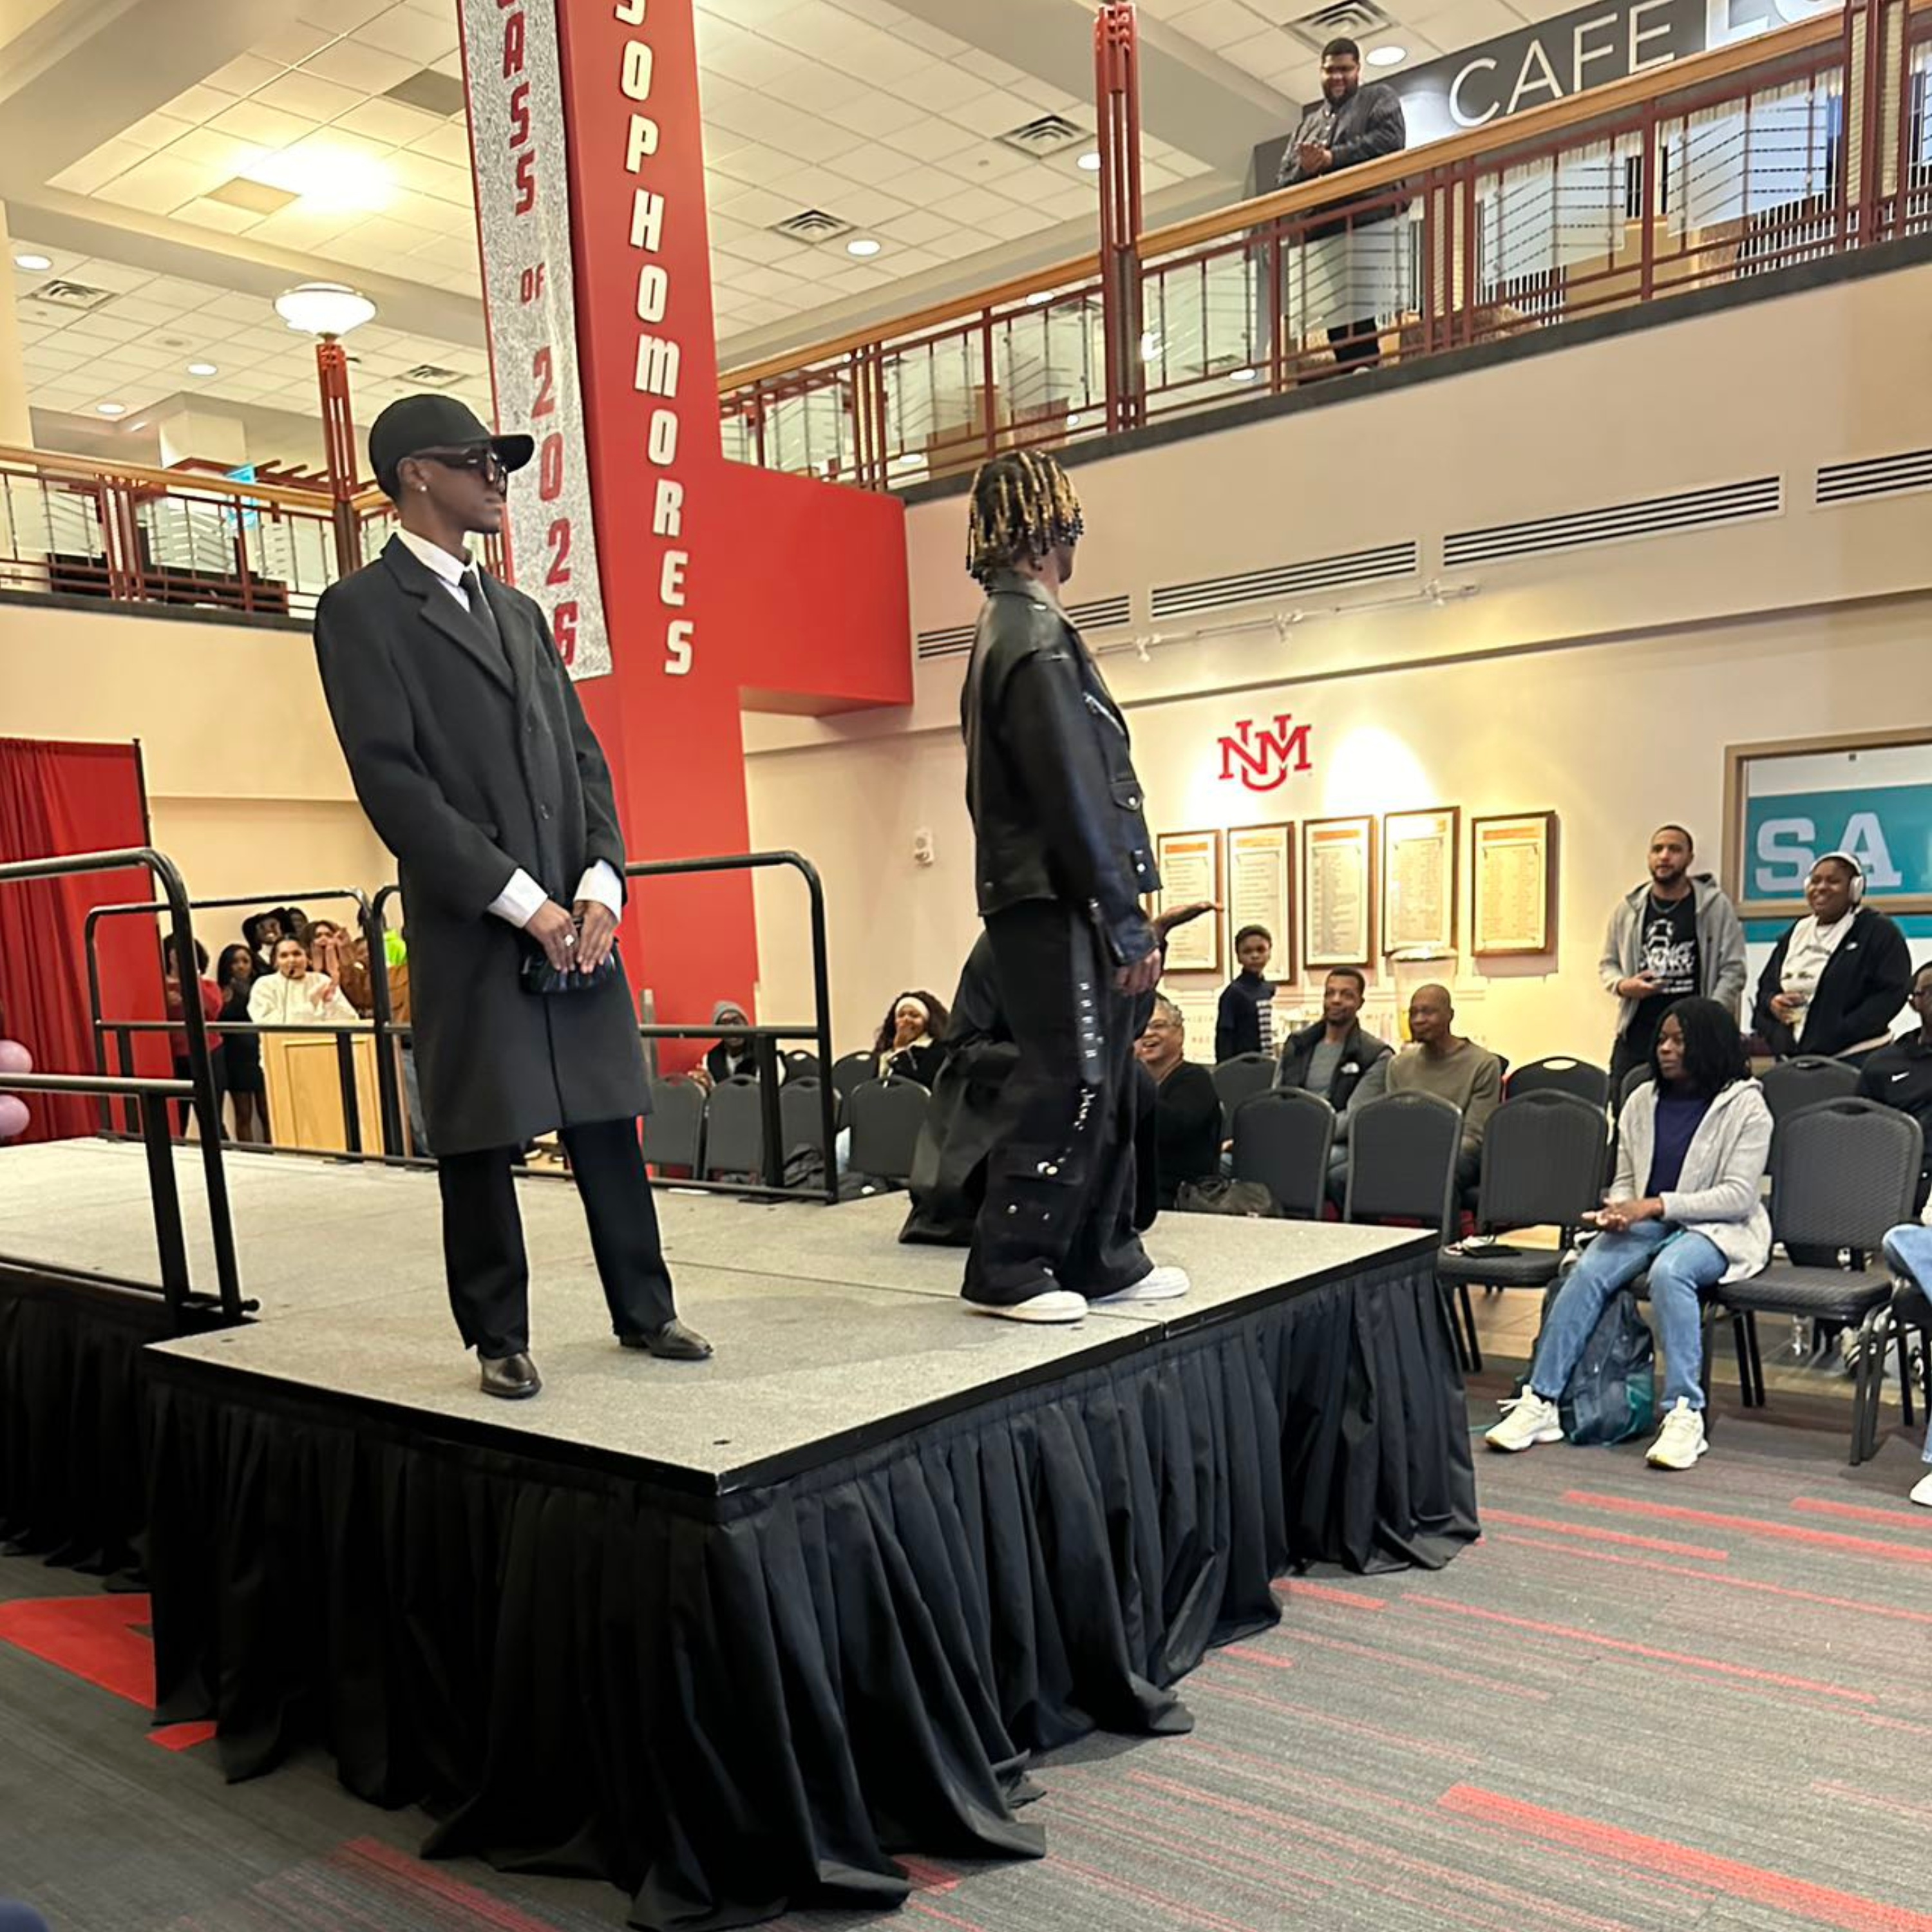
[
  {"left": 619, "top": 1318, "right": 714, "bottom": 1361},
  {"left": 480, "top": 1351, "right": 542, "bottom": 1398}
]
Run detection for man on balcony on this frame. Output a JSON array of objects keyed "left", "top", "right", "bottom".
[{"left": 1276, "top": 36, "right": 1408, "bottom": 372}]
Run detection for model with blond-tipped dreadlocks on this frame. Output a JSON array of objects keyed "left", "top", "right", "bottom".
[{"left": 953, "top": 451, "right": 1192, "bottom": 1323}]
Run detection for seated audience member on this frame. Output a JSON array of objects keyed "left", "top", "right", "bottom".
[
  {"left": 1385, "top": 983, "right": 1501, "bottom": 1189},
  {"left": 1752, "top": 853, "right": 1911, "bottom": 1065},
  {"left": 1216, "top": 924, "right": 1276, "bottom": 1063},
  {"left": 1881, "top": 1222, "right": 1932, "bottom": 1507},
  {"left": 699, "top": 1001, "right": 761, "bottom": 1088},
  {"left": 162, "top": 936, "right": 225, "bottom": 1135},
  {"left": 873, "top": 990, "right": 950, "bottom": 1087},
  {"left": 1136, "top": 995, "right": 1222, "bottom": 1211},
  {"left": 214, "top": 943, "right": 269, "bottom": 1142},
  {"left": 247, "top": 936, "right": 363, "bottom": 1028},
  {"left": 1276, "top": 966, "right": 1392, "bottom": 1199},
  {"left": 1857, "top": 962, "right": 1932, "bottom": 1212},
  {"left": 1488, "top": 998, "right": 1771, "bottom": 1470}
]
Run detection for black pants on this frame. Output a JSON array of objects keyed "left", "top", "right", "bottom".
[
  {"left": 1608, "top": 1031, "right": 1651, "bottom": 1104},
  {"left": 437, "top": 1115, "right": 675, "bottom": 1359},
  {"left": 965, "top": 901, "right": 1150, "bottom": 1306},
  {"left": 1328, "top": 318, "right": 1380, "bottom": 368}
]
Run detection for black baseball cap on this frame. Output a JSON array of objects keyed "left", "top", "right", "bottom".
[{"left": 368, "top": 394, "right": 534, "bottom": 489}]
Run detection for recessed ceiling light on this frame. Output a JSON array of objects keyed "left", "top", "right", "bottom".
[
  {"left": 1066, "top": 411, "right": 1084, "bottom": 430},
  {"left": 13, "top": 252, "right": 52, "bottom": 272},
  {"left": 1229, "top": 367, "right": 1258, "bottom": 383},
  {"left": 846, "top": 237, "right": 882, "bottom": 258},
  {"left": 187, "top": 361, "right": 218, "bottom": 377},
  {"left": 1076, "top": 151, "right": 1102, "bottom": 172},
  {"left": 96, "top": 402, "right": 127, "bottom": 417},
  {"left": 1367, "top": 44, "right": 1407, "bottom": 66}
]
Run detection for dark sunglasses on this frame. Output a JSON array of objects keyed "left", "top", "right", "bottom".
[{"left": 414, "top": 446, "right": 509, "bottom": 488}]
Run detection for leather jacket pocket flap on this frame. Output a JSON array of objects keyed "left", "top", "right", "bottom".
[{"left": 1110, "top": 776, "right": 1144, "bottom": 813}]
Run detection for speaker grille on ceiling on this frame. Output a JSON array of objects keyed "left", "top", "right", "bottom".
[
  {"left": 1150, "top": 541, "right": 1416, "bottom": 621},
  {"left": 1442, "top": 476, "right": 1781, "bottom": 569},
  {"left": 914, "top": 592, "right": 1130, "bottom": 661},
  {"left": 1815, "top": 448, "right": 1932, "bottom": 506}
]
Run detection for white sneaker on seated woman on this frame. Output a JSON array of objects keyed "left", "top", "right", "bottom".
[{"left": 1486, "top": 998, "right": 1772, "bottom": 1470}]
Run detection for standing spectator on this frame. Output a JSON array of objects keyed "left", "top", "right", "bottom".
[
  {"left": 1752, "top": 852, "right": 1912, "bottom": 1065},
  {"left": 247, "top": 936, "right": 363, "bottom": 1028},
  {"left": 1275, "top": 37, "right": 1407, "bottom": 370},
  {"left": 1276, "top": 965, "right": 1392, "bottom": 1200},
  {"left": 214, "top": 943, "right": 269, "bottom": 1142},
  {"left": 1600, "top": 824, "right": 1747, "bottom": 1092},
  {"left": 161, "top": 936, "right": 224, "bottom": 1137},
  {"left": 1135, "top": 995, "right": 1222, "bottom": 1211},
  {"left": 1486, "top": 998, "right": 1772, "bottom": 1471},
  {"left": 1215, "top": 924, "right": 1276, "bottom": 1063},
  {"left": 243, "top": 910, "right": 285, "bottom": 978},
  {"left": 873, "top": 990, "right": 949, "bottom": 1087},
  {"left": 1385, "top": 983, "right": 1502, "bottom": 1189},
  {"left": 1856, "top": 961, "right": 1932, "bottom": 1213}
]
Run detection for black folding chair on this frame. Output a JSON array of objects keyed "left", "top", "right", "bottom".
[
  {"left": 1437, "top": 1090, "right": 1607, "bottom": 1372},
  {"left": 1213, "top": 1052, "right": 1277, "bottom": 1137},
  {"left": 639, "top": 1076, "right": 704, "bottom": 1175},
  {"left": 1230, "top": 1088, "right": 1335, "bottom": 1220},
  {"left": 783, "top": 1050, "right": 823, "bottom": 1084},
  {"left": 1716, "top": 1098, "right": 1924, "bottom": 1463},
  {"left": 831, "top": 1051, "right": 875, "bottom": 1104},
  {"left": 1347, "top": 1090, "right": 1463, "bottom": 1238},
  {"left": 1508, "top": 1056, "right": 1610, "bottom": 1110},
  {"left": 703, "top": 1074, "right": 764, "bottom": 1180},
  {"left": 846, "top": 1075, "right": 929, "bottom": 1184},
  {"left": 779, "top": 1075, "right": 831, "bottom": 1169},
  {"left": 1758, "top": 1054, "right": 1860, "bottom": 1128}
]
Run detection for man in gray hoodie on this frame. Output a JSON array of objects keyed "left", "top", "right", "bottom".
[{"left": 1599, "top": 824, "right": 1747, "bottom": 1090}]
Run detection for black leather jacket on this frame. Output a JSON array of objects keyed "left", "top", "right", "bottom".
[{"left": 962, "top": 571, "right": 1159, "bottom": 965}]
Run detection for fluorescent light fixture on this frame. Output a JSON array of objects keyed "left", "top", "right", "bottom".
[
  {"left": 96, "top": 402, "right": 127, "bottom": 416},
  {"left": 247, "top": 142, "right": 392, "bottom": 214},
  {"left": 1076, "top": 151, "right": 1102, "bottom": 172},
  {"left": 187, "top": 361, "right": 218, "bottom": 377},
  {"left": 846, "top": 237, "right": 882, "bottom": 257},
  {"left": 12, "top": 252, "right": 52, "bottom": 272},
  {"left": 1366, "top": 44, "right": 1407, "bottom": 66},
  {"left": 274, "top": 281, "right": 377, "bottom": 337}
]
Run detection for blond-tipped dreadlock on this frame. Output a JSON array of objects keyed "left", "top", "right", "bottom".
[{"left": 965, "top": 450, "right": 1084, "bottom": 586}]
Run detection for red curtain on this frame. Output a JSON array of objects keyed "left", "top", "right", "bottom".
[{"left": 0, "top": 738, "right": 159, "bottom": 1143}]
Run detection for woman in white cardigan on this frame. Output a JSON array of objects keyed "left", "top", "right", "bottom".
[
  {"left": 247, "top": 936, "right": 364, "bottom": 1029},
  {"left": 1488, "top": 996, "right": 1771, "bottom": 1471}
]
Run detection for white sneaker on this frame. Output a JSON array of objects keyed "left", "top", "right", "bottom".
[
  {"left": 1910, "top": 1470, "right": 1932, "bottom": 1509},
  {"left": 1485, "top": 1390, "right": 1564, "bottom": 1452},
  {"left": 1646, "top": 1397, "right": 1709, "bottom": 1470},
  {"left": 1092, "top": 1264, "right": 1191, "bottom": 1304},
  {"left": 970, "top": 1289, "right": 1088, "bottom": 1324}
]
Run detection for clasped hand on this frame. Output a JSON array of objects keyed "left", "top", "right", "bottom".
[
  {"left": 1584, "top": 1195, "right": 1663, "bottom": 1233},
  {"left": 526, "top": 898, "right": 618, "bottom": 974}
]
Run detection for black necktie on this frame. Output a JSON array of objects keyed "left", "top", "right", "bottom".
[{"left": 461, "top": 565, "right": 498, "bottom": 638}]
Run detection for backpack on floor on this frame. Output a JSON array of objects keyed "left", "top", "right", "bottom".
[{"left": 1531, "top": 1276, "right": 1657, "bottom": 1448}]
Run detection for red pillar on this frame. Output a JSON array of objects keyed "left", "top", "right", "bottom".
[
  {"left": 314, "top": 337, "right": 361, "bottom": 580},
  {"left": 1094, "top": 3, "right": 1146, "bottom": 434}
]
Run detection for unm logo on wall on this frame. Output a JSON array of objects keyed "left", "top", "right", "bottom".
[{"left": 1218, "top": 714, "right": 1314, "bottom": 793}]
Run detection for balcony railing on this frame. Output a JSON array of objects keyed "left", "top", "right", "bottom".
[{"left": 718, "top": 0, "right": 1932, "bottom": 490}]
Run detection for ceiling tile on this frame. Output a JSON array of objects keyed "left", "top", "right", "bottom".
[
  {"left": 164, "top": 128, "right": 272, "bottom": 178},
  {"left": 204, "top": 52, "right": 285, "bottom": 96},
  {"left": 386, "top": 151, "right": 474, "bottom": 205},
  {"left": 252, "top": 69, "right": 365, "bottom": 124},
  {"left": 303, "top": 37, "right": 420, "bottom": 93},
  {"left": 881, "top": 118, "right": 981, "bottom": 164},
  {"left": 405, "top": 121, "right": 473, "bottom": 166},
  {"left": 208, "top": 99, "right": 319, "bottom": 147},
  {"left": 332, "top": 96, "right": 445, "bottom": 147},
  {"left": 816, "top": 92, "right": 927, "bottom": 138},
  {"left": 891, "top": 63, "right": 997, "bottom": 115},
  {"left": 171, "top": 198, "right": 267, "bottom": 236},
  {"left": 47, "top": 140, "right": 148, "bottom": 196},
  {"left": 95, "top": 153, "right": 220, "bottom": 214},
  {"left": 160, "top": 84, "right": 239, "bottom": 124},
  {"left": 352, "top": 5, "right": 460, "bottom": 63},
  {"left": 253, "top": 21, "right": 339, "bottom": 65},
  {"left": 119, "top": 109, "right": 198, "bottom": 154}
]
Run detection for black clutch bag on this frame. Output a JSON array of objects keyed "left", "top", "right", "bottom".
[{"left": 518, "top": 943, "right": 623, "bottom": 996}]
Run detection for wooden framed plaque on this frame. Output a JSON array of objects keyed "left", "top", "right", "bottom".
[
  {"left": 1302, "top": 816, "right": 1374, "bottom": 968},
  {"left": 1381, "top": 807, "right": 1458, "bottom": 954},
  {"left": 1472, "top": 811, "right": 1557, "bottom": 955},
  {"left": 1155, "top": 829, "right": 1224, "bottom": 974},
  {"left": 1224, "top": 823, "right": 1294, "bottom": 979}
]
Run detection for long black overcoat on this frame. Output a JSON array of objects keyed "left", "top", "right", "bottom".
[{"left": 313, "top": 536, "right": 649, "bottom": 1155}]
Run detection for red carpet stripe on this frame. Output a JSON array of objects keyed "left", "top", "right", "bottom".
[
  {"left": 1405, "top": 1596, "right": 1877, "bottom": 1700},
  {"left": 333, "top": 1840, "right": 568, "bottom": 1929},
  {"left": 1482, "top": 1506, "right": 1730, "bottom": 1559},
  {"left": 1437, "top": 1786, "right": 1932, "bottom": 1932},
  {"left": 1790, "top": 1495, "right": 1932, "bottom": 1529},
  {"left": 0, "top": 1595, "right": 155, "bottom": 1707},
  {"left": 148, "top": 1720, "right": 217, "bottom": 1752},
  {"left": 1489, "top": 1531, "right": 1932, "bottom": 1624},
  {"left": 1273, "top": 1578, "right": 1389, "bottom": 1609},
  {"left": 1560, "top": 1489, "right": 1932, "bottom": 1565}
]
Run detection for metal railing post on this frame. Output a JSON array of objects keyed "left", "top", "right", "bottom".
[{"left": 1094, "top": 1, "right": 1146, "bottom": 434}]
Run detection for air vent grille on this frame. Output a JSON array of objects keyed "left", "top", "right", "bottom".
[
  {"left": 914, "top": 592, "right": 1130, "bottom": 662},
  {"left": 23, "top": 278, "right": 115, "bottom": 313},
  {"left": 914, "top": 621, "right": 976, "bottom": 662},
  {"left": 996, "top": 113, "right": 1090, "bottom": 158},
  {"left": 770, "top": 209, "right": 854, "bottom": 244},
  {"left": 1284, "top": 0, "right": 1394, "bottom": 54},
  {"left": 386, "top": 68, "right": 467, "bottom": 117},
  {"left": 1151, "top": 541, "right": 1416, "bottom": 621},
  {"left": 402, "top": 363, "right": 466, "bottom": 386},
  {"left": 1066, "top": 592, "right": 1132, "bottom": 632},
  {"left": 1443, "top": 477, "right": 1781, "bottom": 569},
  {"left": 1815, "top": 448, "right": 1932, "bottom": 506}
]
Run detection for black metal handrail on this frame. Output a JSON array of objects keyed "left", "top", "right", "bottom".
[{"left": 0, "top": 844, "right": 240, "bottom": 1320}]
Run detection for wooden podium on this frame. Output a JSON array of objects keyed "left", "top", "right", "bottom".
[{"left": 261, "top": 1029, "right": 391, "bottom": 1156}]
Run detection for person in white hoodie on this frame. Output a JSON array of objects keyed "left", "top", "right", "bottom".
[
  {"left": 247, "top": 936, "right": 364, "bottom": 1030},
  {"left": 1488, "top": 996, "right": 1771, "bottom": 1470}
]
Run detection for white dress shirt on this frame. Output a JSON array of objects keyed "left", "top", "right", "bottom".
[{"left": 395, "top": 528, "right": 621, "bottom": 931}]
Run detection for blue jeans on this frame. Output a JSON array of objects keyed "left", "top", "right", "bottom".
[
  {"left": 1529, "top": 1218, "right": 1725, "bottom": 1413},
  {"left": 1882, "top": 1224, "right": 1932, "bottom": 1464}
]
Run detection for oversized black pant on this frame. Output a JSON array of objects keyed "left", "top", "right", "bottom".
[
  {"left": 437, "top": 1115, "right": 675, "bottom": 1359},
  {"left": 964, "top": 900, "right": 1151, "bottom": 1307}
]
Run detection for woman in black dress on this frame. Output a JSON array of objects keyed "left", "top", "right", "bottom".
[{"left": 216, "top": 943, "right": 269, "bottom": 1142}]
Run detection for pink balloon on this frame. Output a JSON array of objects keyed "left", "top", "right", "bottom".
[
  {"left": 0, "top": 1094, "right": 27, "bottom": 1141},
  {"left": 0, "top": 1039, "right": 30, "bottom": 1075}
]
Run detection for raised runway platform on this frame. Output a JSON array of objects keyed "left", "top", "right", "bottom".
[{"left": 0, "top": 1139, "right": 1479, "bottom": 1929}]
